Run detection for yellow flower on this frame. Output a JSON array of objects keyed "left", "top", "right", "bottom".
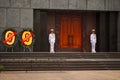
[
  {"left": 22, "top": 31, "right": 33, "bottom": 46},
  {"left": 5, "top": 30, "right": 16, "bottom": 45}
]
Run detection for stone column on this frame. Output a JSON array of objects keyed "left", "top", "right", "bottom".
[
  {"left": 39, "top": 11, "right": 49, "bottom": 52},
  {"left": 99, "top": 12, "right": 108, "bottom": 52},
  {"left": 33, "top": 10, "right": 41, "bottom": 52},
  {"left": 117, "top": 12, "right": 120, "bottom": 52},
  {"left": 109, "top": 12, "right": 117, "bottom": 52},
  {"left": 34, "top": 11, "right": 49, "bottom": 52}
]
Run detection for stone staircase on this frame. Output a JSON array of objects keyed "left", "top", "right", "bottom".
[{"left": 0, "top": 52, "right": 120, "bottom": 71}]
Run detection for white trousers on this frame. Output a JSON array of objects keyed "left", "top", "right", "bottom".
[
  {"left": 50, "top": 42, "right": 55, "bottom": 53},
  {"left": 91, "top": 42, "right": 96, "bottom": 53}
]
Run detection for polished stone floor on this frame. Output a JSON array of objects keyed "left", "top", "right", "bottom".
[{"left": 0, "top": 70, "right": 120, "bottom": 80}]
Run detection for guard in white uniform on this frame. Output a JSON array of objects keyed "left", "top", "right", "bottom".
[
  {"left": 49, "top": 29, "right": 55, "bottom": 53},
  {"left": 90, "top": 29, "right": 97, "bottom": 53}
]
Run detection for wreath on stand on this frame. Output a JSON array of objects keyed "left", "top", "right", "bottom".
[
  {"left": 1, "top": 29, "right": 17, "bottom": 51},
  {"left": 19, "top": 28, "right": 35, "bottom": 52}
]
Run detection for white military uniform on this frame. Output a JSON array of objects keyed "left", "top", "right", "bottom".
[
  {"left": 90, "top": 31, "right": 97, "bottom": 53},
  {"left": 49, "top": 32, "right": 55, "bottom": 53}
]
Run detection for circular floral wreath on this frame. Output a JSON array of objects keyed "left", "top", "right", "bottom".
[
  {"left": 19, "top": 29, "right": 35, "bottom": 48},
  {"left": 1, "top": 29, "right": 17, "bottom": 48}
]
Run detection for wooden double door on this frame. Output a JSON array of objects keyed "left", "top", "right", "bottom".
[{"left": 59, "top": 15, "right": 82, "bottom": 50}]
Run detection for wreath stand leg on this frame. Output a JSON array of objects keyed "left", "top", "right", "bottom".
[
  {"left": 6, "top": 47, "right": 14, "bottom": 52},
  {"left": 5, "top": 47, "right": 8, "bottom": 52},
  {"left": 23, "top": 47, "right": 31, "bottom": 52},
  {"left": 11, "top": 47, "right": 14, "bottom": 52},
  {"left": 23, "top": 48, "right": 26, "bottom": 52},
  {"left": 28, "top": 47, "right": 32, "bottom": 52}
]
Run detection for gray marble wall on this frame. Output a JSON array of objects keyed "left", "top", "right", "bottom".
[
  {"left": 0, "top": 8, "right": 33, "bottom": 52},
  {"left": 0, "top": 0, "right": 119, "bottom": 11},
  {"left": 0, "top": 0, "right": 119, "bottom": 29},
  {"left": 0, "top": 8, "right": 33, "bottom": 28}
]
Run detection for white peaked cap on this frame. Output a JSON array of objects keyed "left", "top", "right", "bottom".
[
  {"left": 92, "top": 29, "right": 95, "bottom": 31},
  {"left": 50, "top": 29, "right": 54, "bottom": 31}
]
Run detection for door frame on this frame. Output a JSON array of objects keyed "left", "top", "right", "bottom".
[{"left": 55, "top": 12, "right": 83, "bottom": 52}]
